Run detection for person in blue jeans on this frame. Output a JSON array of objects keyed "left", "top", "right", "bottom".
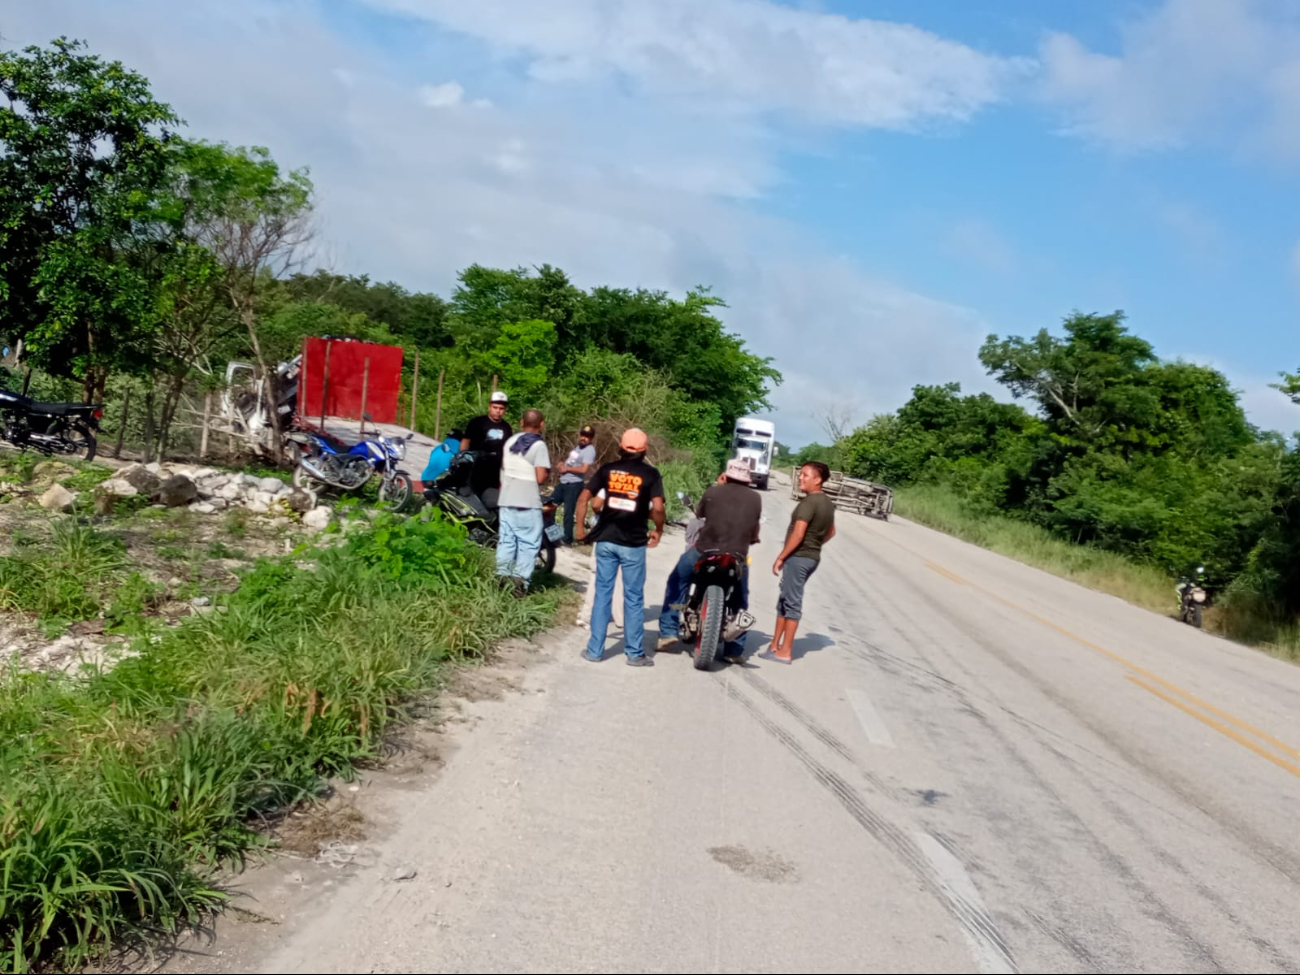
[
  {"left": 574, "top": 428, "right": 665, "bottom": 667},
  {"left": 658, "top": 458, "right": 761, "bottom": 662},
  {"left": 496, "top": 409, "right": 551, "bottom": 597},
  {"left": 549, "top": 424, "right": 597, "bottom": 544}
]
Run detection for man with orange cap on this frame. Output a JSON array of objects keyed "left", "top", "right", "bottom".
[{"left": 575, "top": 428, "right": 665, "bottom": 667}]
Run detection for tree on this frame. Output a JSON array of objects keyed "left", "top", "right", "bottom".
[
  {"left": 185, "top": 142, "right": 313, "bottom": 457},
  {"left": 277, "top": 271, "right": 452, "bottom": 348},
  {"left": 0, "top": 37, "right": 181, "bottom": 400},
  {"left": 979, "top": 311, "right": 1158, "bottom": 447}
]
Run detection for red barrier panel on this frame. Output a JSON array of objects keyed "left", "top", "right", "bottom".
[{"left": 298, "top": 337, "right": 404, "bottom": 424}]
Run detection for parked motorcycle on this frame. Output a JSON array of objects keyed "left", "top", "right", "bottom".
[
  {"left": 674, "top": 491, "right": 756, "bottom": 670},
  {"left": 423, "top": 451, "right": 560, "bottom": 574},
  {"left": 1176, "top": 565, "right": 1209, "bottom": 628},
  {"left": 287, "top": 419, "right": 413, "bottom": 510},
  {"left": 0, "top": 389, "right": 103, "bottom": 461}
]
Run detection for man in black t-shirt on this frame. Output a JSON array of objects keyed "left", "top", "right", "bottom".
[
  {"left": 460, "top": 390, "right": 513, "bottom": 499},
  {"left": 575, "top": 428, "right": 665, "bottom": 667}
]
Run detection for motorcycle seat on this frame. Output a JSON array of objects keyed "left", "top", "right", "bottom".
[
  {"left": 28, "top": 400, "right": 102, "bottom": 416},
  {"left": 0, "top": 389, "right": 102, "bottom": 415}
]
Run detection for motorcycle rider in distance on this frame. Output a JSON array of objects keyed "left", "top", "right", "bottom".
[{"left": 658, "top": 458, "right": 761, "bottom": 663}]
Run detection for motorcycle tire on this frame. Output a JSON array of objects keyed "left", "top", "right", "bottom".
[
  {"left": 536, "top": 544, "right": 557, "bottom": 575},
  {"left": 1190, "top": 604, "right": 1203, "bottom": 628},
  {"left": 379, "top": 472, "right": 413, "bottom": 511},
  {"left": 693, "top": 584, "right": 724, "bottom": 671}
]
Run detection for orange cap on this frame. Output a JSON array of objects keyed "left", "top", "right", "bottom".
[{"left": 620, "top": 427, "right": 649, "bottom": 452}]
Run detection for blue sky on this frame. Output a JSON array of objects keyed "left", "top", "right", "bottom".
[{"left": 6, "top": 0, "right": 1299, "bottom": 445}]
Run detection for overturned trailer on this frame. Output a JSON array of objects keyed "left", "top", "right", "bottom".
[{"left": 791, "top": 467, "right": 893, "bottom": 521}]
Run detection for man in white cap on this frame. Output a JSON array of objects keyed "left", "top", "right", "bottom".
[
  {"left": 461, "top": 390, "right": 512, "bottom": 500},
  {"left": 658, "top": 457, "right": 761, "bottom": 662}
]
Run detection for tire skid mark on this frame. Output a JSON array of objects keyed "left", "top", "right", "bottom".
[
  {"left": 718, "top": 675, "right": 1018, "bottom": 974},
  {"left": 831, "top": 534, "right": 1249, "bottom": 972}
]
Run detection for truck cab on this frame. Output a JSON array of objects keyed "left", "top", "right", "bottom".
[{"left": 731, "top": 417, "right": 776, "bottom": 490}]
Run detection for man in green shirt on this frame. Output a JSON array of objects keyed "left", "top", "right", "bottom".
[{"left": 760, "top": 461, "right": 836, "bottom": 665}]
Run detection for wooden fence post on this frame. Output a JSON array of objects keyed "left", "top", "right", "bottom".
[
  {"left": 113, "top": 387, "right": 131, "bottom": 459},
  {"left": 359, "top": 358, "right": 371, "bottom": 437},
  {"left": 409, "top": 350, "right": 420, "bottom": 430},
  {"left": 434, "top": 369, "right": 445, "bottom": 441},
  {"left": 199, "top": 390, "right": 212, "bottom": 459}
]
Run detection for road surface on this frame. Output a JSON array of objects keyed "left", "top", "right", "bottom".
[{"left": 235, "top": 474, "right": 1300, "bottom": 974}]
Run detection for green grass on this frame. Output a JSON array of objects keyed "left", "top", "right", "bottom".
[
  {"left": 0, "top": 520, "right": 131, "bottom": 636},
  {"left": 893, "top": 484, "right": 1300, "bottom": 658},
  {"left": 0, "top": 506, "right": 564, "bottom": 972}
]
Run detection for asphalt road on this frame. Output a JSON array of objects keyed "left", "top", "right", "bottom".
[{"left": 245, "top": 473, "right": 1300, "bottom": 974}]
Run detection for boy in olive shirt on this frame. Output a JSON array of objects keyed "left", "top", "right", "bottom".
[{"left": 761, "top": 461, "right": 836, "bottom": 664}]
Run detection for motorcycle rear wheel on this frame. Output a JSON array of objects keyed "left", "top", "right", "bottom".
[
  {"left": 693, "top": 584, "right": 724, "bottom": 671},
  {"left": 536, "top": 544, "right": 557, "bottom": 575}
]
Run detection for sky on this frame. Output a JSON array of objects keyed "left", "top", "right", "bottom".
[{"left": 5, "top": 0, "right": 1300, "bottom": 446}]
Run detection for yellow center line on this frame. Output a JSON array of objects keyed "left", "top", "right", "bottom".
[
  {"left": 1125, "top": 676, "right": 1300, "bottom": 780},
  {"left": 883, "top": 525, "right": 1300, "bottom": 772},
  {"left": 924, "top": 561, "right": 967, "bottom": 586}
]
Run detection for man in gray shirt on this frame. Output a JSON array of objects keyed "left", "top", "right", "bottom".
[
  {"left": 553, "top": 424, "right": 596, "bottom": 545},
  {"left": 497, "top": 408, "right": 552, "bottom": 596}
]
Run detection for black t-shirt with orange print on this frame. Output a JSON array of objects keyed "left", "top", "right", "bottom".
[{"left": 585, "top": 455, "right": 665, "bottom": 547}]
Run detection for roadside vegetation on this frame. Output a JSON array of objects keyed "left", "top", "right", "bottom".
[
  {"left": 798, "top": 313, "right": 1300, "bottom": 658},
  {"left": 0, "top": 497, "right": 566, "bottom": 973}
]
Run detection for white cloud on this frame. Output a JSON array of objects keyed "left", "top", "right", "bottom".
[
  {"left": 361, "top": 0, "right": 1032, "bottom": 129},
  {"left": 418, "top": 80, "right": 464, "bottom": 108},
  {"left": 2, "top": 0, "right": 1014, "bottom": 448},
  {"left": 943, "top": 218, "right": 1019, "bottom": 276},
  {"left": 1038, "top": 0, "right": 1300, "bottom": 156}
]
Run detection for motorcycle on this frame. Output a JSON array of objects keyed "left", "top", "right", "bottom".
[
  {"left": 423, "top": 450, "right": 560, "bottom": 574},
  {"left": 1176, "top": 565, "right": 1209, "bottom": 628},
  {"left": 286, "top": 418, "right": 413, "bottom": 510},
  {"left": 674, "top": 491, "right": 756, "bottom": 670},
  {"left": 0, "top": 389, "right": 103, "bottom": 461}
]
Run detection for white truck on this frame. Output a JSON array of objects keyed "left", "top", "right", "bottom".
[{"left": 731, "top": 416, "right": 776, "bottom": 490}]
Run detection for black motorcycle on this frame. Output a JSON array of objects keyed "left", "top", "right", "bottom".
[
  {"left": 674, "top": 493, "right": 756, "bottom": 670},
  {"left": 0, "top": 389, "right": 103, "bottom": 461},
  {"left": 423, "top": 451, "right": 560, "bottom": 574}
]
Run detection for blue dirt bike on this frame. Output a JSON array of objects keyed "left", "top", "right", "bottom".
[{"left": 286, "top": 421, "right": 413, "bottom": 510}]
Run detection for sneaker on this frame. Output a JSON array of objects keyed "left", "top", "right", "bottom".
[
  {"left": 721, "top": 653, "right": 746, "bottom": 665},
  {"left": 583, "top": 651, "right": 602, "bottom": 662},
  {"left": 512, "top": 578, "right": 528, "bottom": 599},
  {"left": 656, "top": 636, "right": 681, "bottom": 652},
  {"left": 626, "top": 655, "right": 655, "bottom": 667}
]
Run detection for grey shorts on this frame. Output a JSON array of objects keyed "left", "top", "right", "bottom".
[{"left": 777, "top": 556, "right": 819, "bottom": 621}]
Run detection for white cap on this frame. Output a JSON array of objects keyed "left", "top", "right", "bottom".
[{"left": 490, "top": 391, "right": 508, "bottom": 403}]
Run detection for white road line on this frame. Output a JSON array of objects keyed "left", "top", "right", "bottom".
[
  {"left": 915, "top": 832, "right": 1017, "bottom": 975},
  {"left": 846, "top": 687, "right": 895, "bottom": 747}
]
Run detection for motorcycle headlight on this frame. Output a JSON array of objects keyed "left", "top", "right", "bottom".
[{"left": 1193, "top": 590, "right": 1207, "bottom": 603}]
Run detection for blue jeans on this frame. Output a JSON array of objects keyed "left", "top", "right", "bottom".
[
  {"left": 497, "top": 507, "right": 543, "bottom": 587},
  {"left": 586, "top": 541, "right": 647, "bottom": 660},
  {"left": 552, "top": 480, "right": 584, "bottom": 544},
  {"left": 659, "top": 547, "right": 750, "bottom": 656}
]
